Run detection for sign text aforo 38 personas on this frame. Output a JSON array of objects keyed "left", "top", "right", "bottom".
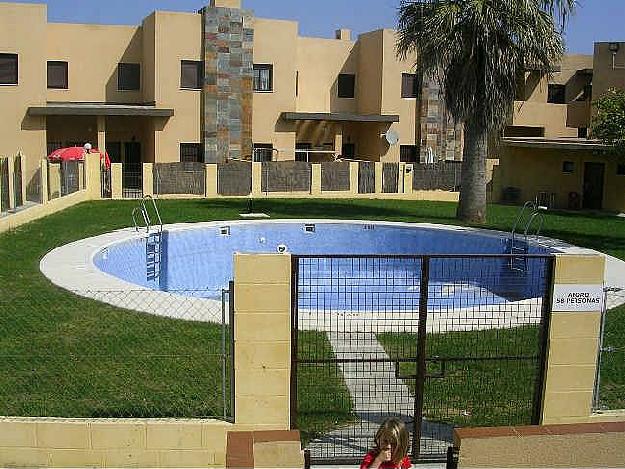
[{"left": 551, "top": 284, "right": 604, "bottom": 312}]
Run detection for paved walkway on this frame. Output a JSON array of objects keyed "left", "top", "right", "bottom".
[{"left": 306, "top": 332, "right": 452, "bottom": 462}]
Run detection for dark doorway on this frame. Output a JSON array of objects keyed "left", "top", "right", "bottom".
[
  {"left": 582, "top": 162, "right": 605, "bottom": 210},
  {"left": 123, "top": 141, "right": 143, "bottom": 198}
]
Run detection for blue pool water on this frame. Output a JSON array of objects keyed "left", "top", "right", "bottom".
[{"left": 94, "top": 222, "right": 551, "bottom": 308}]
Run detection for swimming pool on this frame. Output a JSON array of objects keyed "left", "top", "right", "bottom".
[{"left": 87, "top": 221, "right": 548, "bottom": 305}]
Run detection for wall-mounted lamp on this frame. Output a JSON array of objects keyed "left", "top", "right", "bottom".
[{"left": 608, "top": 43, "right": 624, "bottom": 70}]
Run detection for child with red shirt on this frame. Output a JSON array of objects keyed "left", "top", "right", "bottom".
[{"left": 360, "top": 418, "right": 411, "bottom": 469}]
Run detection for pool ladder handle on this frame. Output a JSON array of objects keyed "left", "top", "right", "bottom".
[
  {"left": 509, "top": 201, "right": 546, "bottom": 272},
  {"left": 132, "top": 196, "right": 164, "bottom": 281}
]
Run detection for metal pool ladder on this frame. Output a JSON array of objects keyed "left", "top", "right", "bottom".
[
  {"left": 509, "top": 201, "right": 546, "bottom": 272},
  {"left": 132, "top": 195, "right": 164, "bottom": 281}
]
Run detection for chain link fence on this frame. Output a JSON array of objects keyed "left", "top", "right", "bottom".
[
  {"left": 594, "top": 287, "right": 625, "bottom": 412},
  {"left": 0, "top": 288, "right": 233, "bottom": 420}
]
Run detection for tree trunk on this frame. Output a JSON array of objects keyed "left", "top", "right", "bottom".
[{"left": 456, "top": 119, "right": 488, "bottom": 224}]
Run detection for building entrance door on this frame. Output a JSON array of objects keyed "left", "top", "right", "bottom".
[{"left": 582, "top": 162, "right": 605, "bottom": 210}]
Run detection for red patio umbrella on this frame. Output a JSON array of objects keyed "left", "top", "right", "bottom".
[{"left": 48, "top": 146, "right": 111, "bottom": 169}]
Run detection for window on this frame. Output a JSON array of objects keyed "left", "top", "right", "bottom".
[
  {"left": 338, "top": 73, "right": 355, "bottom": 98},
  {"left": 253, "top": 64, "right": 273, "bottom": 92},
  {"left": 180, "top": 143, "right": 203, "bottom": 163},
  {"left": 617, "top": 164, "right": 625, "bottom": 176},
  {"left": 118, "top": 63, "right": 141, "bottom": 91},
  {"left": 341, "top": 143, "right": 355, "bottom": 159},
  {"left": 253, "top": 143, "right": 273, "bottom": 161},
  {"left": 295, "top": 143, "right": 311, "bottom": 162},
  {"left": 562, "top": 161, "right": 575, "bottom": 173},
  {"left": 0, "top": 53, "right": 18, "bottom": 85},
  {"left": 400, "top": 145, "right": 418, "bottom": 162},
  {"left": 181, "top": 60, "right": 203, "bottom": 90},
  {"left": 547, "top": 84, "right": 566, "bottom": 104},
  {"left": 47, "top": 61, "right": 68, "bottom": 89},
  {"left": 401, "top": 73, "right": 419, "bottom": 98}
]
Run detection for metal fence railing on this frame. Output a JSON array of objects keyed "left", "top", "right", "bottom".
[
  {"left": 412, "top": 161, "right": 462, "bottom": 191},
  {"left": 321, "top": 162, "right": 350, "bottom": 192},
  {"left": 13, "top": 154, "right": 23, "bottom": 208},
  {"left": 292, "top": 254, "right": 553, "bottom": 464},
  {"left": 0, "top": 158, "right": 9, "bottom": 212},
  {"left": 0, "top": 287, "right": 234, "bottom": 420},
  {"left": 218, "top": 161, "right": 252, "bottom": 196},
  {"left": 60, "top": 161, "right": 80, "bottom": 196},
  {"left": 26, "top": 166, "right": 43, "bottom": 204},
  {"left": 358, "top": 162, "right": 375, "bottom": 194},
  {"left": 123, "top": 164, "right": 144, "bottom": 199},
  {"left": 382, "top": 162, "right": 400, "bottom": 193},
  {"left": 154, "top": 162, "right": 206, "bottom": 196},
  {"left": 262, "top": 161, "right": 311, "bottom": 193},
  {"left": 594, "top": 287, "right": 625, "bottom": 412}
]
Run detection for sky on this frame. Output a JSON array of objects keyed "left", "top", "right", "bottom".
[{"left": 10, "top": 0, "right": 625, "bottom": 54}]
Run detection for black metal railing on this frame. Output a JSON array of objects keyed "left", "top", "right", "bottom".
[
  {"left": 154, "top": 162, "right": 206, "bottom": 196},
  {"left": 321, "top": 162, "right": 350, "bottom": 192},
  {"left": 122, "top": 164, "right": 143, "bottom": 199},
  {"left": 262, "top": 161, "right": 311, "bottom": 193},
  {"left": 291, "top": 254, "right": 554, "bottom": 464},
  {"left": 0, "top": 158, "right": 9, "bottom": 212},
  {"left": 382, "top": 162, "right": 400, "bottom": 193},
  {"left": 217, "top": 161, "right": 252, "bottom": 196},
  {"left": 60, "top": 161, "right": 80, "bottom": 196},
  {"left": 358, "top": 162, "right": 375, "bottom": 194},
  {"left": 412, "top": 161, "right": 462, "bottom": 191},
  {"left": 13, "top": 155, "right": 23, "bottom": 208}
]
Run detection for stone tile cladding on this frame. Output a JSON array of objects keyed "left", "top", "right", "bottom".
[
  {"left": 202, "top": 5, "right": 254, "bottom": 163},
  {"left": 420, "top": 76, "right": 463, "bottom": 162}
]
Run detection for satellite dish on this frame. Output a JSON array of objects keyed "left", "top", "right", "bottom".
[{"left": 384, "top": 129, "right": 400, "bottom": 145}]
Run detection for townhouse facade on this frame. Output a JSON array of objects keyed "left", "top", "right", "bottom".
[
  {"left": 1, "top": 0, "right": 624, "bottom": 211},
  {"left": 0, "top": 0, "right": 463, "bottom": 183},
  {"left": 494, "top": 41, "right": 625, "bottom": 212}
]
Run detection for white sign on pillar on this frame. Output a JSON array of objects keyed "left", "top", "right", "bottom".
[{"left": 551, "top": 284, "right": 605, "bottom": 312}]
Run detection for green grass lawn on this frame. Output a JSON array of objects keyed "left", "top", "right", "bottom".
[
  {"left": 0, "top": 198, "right": 623, "bottom": 427},
  {"left": 378, "top": 325, "right": 543, "bottom": 428},
  {"left": 598, "top": 304, "right": 625, "bottom": 410},
  {"left": 296, "top": 331, "right": 355, "bottom": 444}
]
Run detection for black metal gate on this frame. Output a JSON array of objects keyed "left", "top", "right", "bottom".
[
  {"left": 123, "top": 163, "right": 143, "bottom": 199},
  {"left": 291, "top": 254, "right": 554, "bottom": 464}
]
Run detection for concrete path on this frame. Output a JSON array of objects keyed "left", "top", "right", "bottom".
[{"left": 305, "top": 331, "right": 452, "bottom": 463}]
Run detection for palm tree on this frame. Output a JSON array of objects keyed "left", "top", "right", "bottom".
[{"left": 397, "top": 0, "right": 575, "bottom": 223}]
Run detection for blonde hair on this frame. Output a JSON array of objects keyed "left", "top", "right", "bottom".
[{"left": 373, "top": 418, "right": 410, "bottom": 464}]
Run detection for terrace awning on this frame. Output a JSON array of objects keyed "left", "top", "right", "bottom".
[
  {"left": 28, "top": 102, "right": 174, "bottom": 117},
  {"left": 281, "top": 112, "right": 399, "bottom": 123}
]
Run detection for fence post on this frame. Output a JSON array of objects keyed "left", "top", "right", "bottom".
[
  {"left": 40, "top": 159, "right": 49, "bottom": 204},
  {"left": 404, "top": 164, "right": 414, "bottom": 196},
  {"left": 111, "top": 163, "right": 123, "bottom": 199},
  {"left": 143, "top": 163, "right": 154, "bottom": 197},
  {"left": 18, "top": 152, "right": 26, "bottom": 205},
  {"left": 311, "top": 164, "right": 322, "bottom": 196},
  {"left": 252, "top": 162, "right": 262, "bottom": 196},
  {"left": 233, "top": 253, "right": 292, "bottom": 429},
  {"left": 206, "top": 164, "right": 218, "bottom": 197},
  {"left": 540, "top": 254, "right": 605, "bottom": 424},
  {"left": 7, "top": 155, "right": 15, "bottom": 210},
  {"left": 375, "top": 162, "right": 383, "bottom": 194},
  {"left": 84, "top": 153, "right": 102, "bottom": 200},
  {"left": 349, "top": 162, "right": 359, "bottom": 196}
]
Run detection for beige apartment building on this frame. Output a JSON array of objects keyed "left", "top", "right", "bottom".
[
  {"left": 496, "top": 42, "right": 625, "bottom": 212},
  {"left": 0, "top": 0, "right": 464, "bottom": 184},
  {"left": 1, "top": 0, "right": 624, "bottom": 211}
]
